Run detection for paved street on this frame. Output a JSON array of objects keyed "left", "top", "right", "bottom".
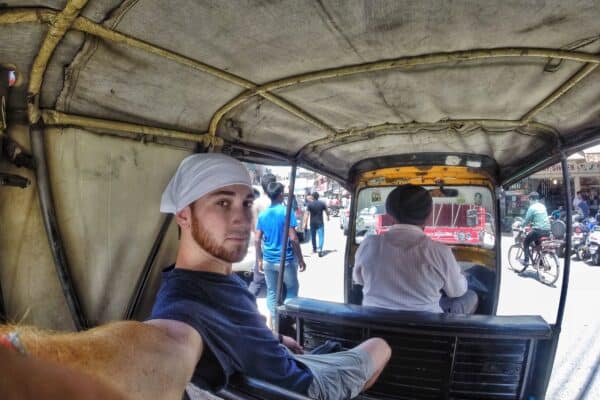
[
  {"left": 257, "top": 216, "right": 600, "bottom": 399},
  {"left": 497, "top": 232, "right": 600, "bottom": 399}
]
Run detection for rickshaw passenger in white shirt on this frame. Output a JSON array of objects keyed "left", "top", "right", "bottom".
[{"left": 353, "top": 184, "right": 478, "bottom": 314}]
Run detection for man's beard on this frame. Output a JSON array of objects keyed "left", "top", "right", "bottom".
[{"left": 191, "top": 217, "right": 249, "bottom": 263}]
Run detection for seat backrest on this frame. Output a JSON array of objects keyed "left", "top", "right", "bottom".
[{"left": 279, "top": 298, "right": 551, "bottom": 400}]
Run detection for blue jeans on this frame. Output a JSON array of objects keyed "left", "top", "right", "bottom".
[
  {"left": 310, "top": 223, "right": 325, "bottom": 252},
  {"left": 263, "top": 260, "right": 299, "bottom": 319}
]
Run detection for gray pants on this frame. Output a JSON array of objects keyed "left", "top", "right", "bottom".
[
  {"left": 439, "top": 289, "right": 478, "bottom": 314},
  {"left": 294, "top": 347, "right": 374, "bottom": 400}
]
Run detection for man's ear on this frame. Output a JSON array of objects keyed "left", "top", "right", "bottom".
[{"left": 175, "top": 206, "right": 192, "bottom": 230}]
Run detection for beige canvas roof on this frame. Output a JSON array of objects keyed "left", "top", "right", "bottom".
[
  {"left": 2, "top": 0, "right": 599, "bottom": 182},
  {"left": 0, "top": 1, "right": 599, "bottom": 329}
]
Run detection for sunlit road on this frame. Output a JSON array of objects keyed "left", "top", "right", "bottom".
[
  {"left": 257, "top": 217, "right": 600, "bottom": 399},
  {"left": 496, "top": 232, "right": 600, "bottom": 400}
]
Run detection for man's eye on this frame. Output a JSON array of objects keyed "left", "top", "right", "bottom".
[
  {"left": 244, "top": 200, "right": 254, "bottom": 208},
  {"left": 217, "top": 200, "right": 230, "bottom": 207}
]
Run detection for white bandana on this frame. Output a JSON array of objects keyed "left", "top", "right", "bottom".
[{"left": 160, "top": 153, "right": 252, "bottom": 214}]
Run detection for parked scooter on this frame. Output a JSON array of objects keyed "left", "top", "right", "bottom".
[
  {"left": 572, "top": 216, "right": 590, "bottom": 260},
  {"left": 555, "top": 214, "right": 595, "bottom": 260},
  {"left": 550, "top": 218, "right": 567, "bottom": 258},
  {"left": 583, "top": 226, "right": 600, "bottom": 266}
]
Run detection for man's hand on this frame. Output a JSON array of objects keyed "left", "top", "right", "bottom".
[
  {"left": 281, "top": 335, "right": 304, "bottom": 354},
  {"left": 257, "top": 259, "right": 264, "bottom": 273},
  {"left": 298, "top": 259, "right": 306, "bottom": 272}
]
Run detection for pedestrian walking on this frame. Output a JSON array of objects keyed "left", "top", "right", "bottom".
[
  {"left": 307, "top": 192, "right": 329, "bottom": 257},
  {"left": 256, "top": 182, "right": 306, "bottom": 325}
]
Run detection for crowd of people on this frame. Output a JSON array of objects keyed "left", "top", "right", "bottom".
[
  {"left": 249, "top": 174, "right": 336, "bottom": 325},
  {"left": 572, "top": 190, "right": 600, "bottom": 219},
  {"left": 548, "top": 190, "right": 599, "bottom": 223}
]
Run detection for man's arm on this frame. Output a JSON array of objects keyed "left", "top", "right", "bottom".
[
  {"left": 440, "top": 247, "right": 468, "bottom": 298},
  {"left": 352, "top": 264, "right": 364, "bottom": 286},
  {"left": 0, "top": 345, "right": 128, "bottom": 400},
  {"left": 288, "top": 227, "right": 306, "bottom": 272},
  {"left": 0, "top": 320, "right": 202, "bottom": 400},
  {"left": 302, "top": 209, "right": 309, "bottom": 230},
  {"left": 255, "top": 229, "right": 264, "bottom": 271},
  {"left": 353, "top": 236, "right": 373, "bottom": 285}
]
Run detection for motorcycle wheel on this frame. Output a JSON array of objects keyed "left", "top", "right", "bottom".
[
  {"left": 576, "top": 247, "right": 586, "bottom": 262},
  {"left": 537, "top": 252, "right": 560, "bottom": 286},
  {"left": 556, "top": 244, "right": 565, "bottom": 258},
  {"left": 574, "top": 247, "right": 581, "bottom": 261},
  {"left": 508, "top": 245, "right": 527, "bottom": 273}
]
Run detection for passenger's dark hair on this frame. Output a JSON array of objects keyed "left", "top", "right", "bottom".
[
  {"left": 261, "top": 173, "right": 277, "bottom": 192},
  {"left": 266, "top": 181, "right": 284, "bottom": 201},
  {"left": 385, "top": 184, "right": 433, "bottom": 225},
  {"left": 529, "top": 191, "right": 540, "bottom": 200},
  {"left": 312, "top": 192, "right": 319, "bottom": 200}
]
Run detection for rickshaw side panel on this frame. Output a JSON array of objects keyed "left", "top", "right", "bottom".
[{"left": 0, "top": 124, "right": 186, "bottom": 328}]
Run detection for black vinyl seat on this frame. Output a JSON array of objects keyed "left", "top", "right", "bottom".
[
  {"left": 213, "top": 298, "right": 551, "bottom": 400},
  {"left": 279, "top": 297, "right": 551, "bottom": 400}
]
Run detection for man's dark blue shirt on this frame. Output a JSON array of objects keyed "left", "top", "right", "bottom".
[{"left": 149, "top": 266, "right": 313, "bottom": 393}]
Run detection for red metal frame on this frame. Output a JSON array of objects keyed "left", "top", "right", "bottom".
[{"left": 373, "top": 205, "right": 488, "bottom": 245}]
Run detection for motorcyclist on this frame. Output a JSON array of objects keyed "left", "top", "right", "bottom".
[
  {"left": 550, "top": 206, "right": 564, "bottom": 221},
  {"left": 521, "top": 192, "right": 551, "bottom": 266}
]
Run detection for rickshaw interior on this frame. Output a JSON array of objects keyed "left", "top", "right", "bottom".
[{"left": 1, "top": 1, "right": 599, "bottom": 399}]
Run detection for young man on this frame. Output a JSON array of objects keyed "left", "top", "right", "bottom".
[
  {"left": 256, "top": 181, "right": 306, "bottom": 322},
  {"left": 521, "top": 191, "right": 551, "bottom": 267},
  {"left": 306, "top": 192, "right": 329, "bottom": 257},
  {"left": 353, "top": 184, "right": 478, "bottom": 314},
  {"left": 151, "top": 153, "right": 391, "bottom": 399}
]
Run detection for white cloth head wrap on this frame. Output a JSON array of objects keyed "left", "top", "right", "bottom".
[{"left": 160, "top": 153, "right": 252, "bottom": 214}]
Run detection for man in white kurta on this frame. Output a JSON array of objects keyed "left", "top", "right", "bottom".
[{"left": 353, "top": 184, "right": 478, "bottom": 314}]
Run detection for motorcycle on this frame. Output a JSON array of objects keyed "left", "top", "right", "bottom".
[
  {"left": 556, "top": 214, "right": 594, "bottom": 260},
  {"left": 572, "top": 220, "right": 590, "bottom": 260},
  {"left": 582, "top": 226, "right": 600, "bottom": 266},
  {"left": 328, "top": 205, "right": 340, "bottom": 217},
  {"left": 549, "top": 218, "right": 567, "bottom": 258}
]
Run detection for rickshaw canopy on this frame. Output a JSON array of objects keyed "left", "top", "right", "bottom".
[{"left": 2, "top": 0, "right": 599, "bottom": 185}]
